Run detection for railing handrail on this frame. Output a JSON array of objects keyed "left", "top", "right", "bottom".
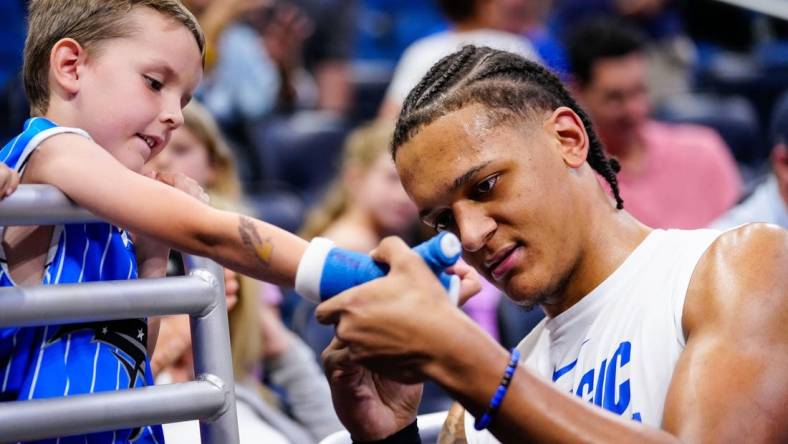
[
  {"left": 0, "top": 185, "right": 239, "bottom": 443},
  {"left": 0, "top": 379, "right": 227, "bottom": 442},
  {"left": 0, "top": 183, "right": 95, "bottom": 225},
  {"left": 0, "top": 273, "right": 215, "bottom": 327}
]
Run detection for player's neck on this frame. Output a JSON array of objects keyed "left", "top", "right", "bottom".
[{"left": 542, "top": 180, "right": 651, "bottom": 318}]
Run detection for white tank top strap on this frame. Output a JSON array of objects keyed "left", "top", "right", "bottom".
[{"left": 660, "top": 229, "right": 724, "bottom": 346}]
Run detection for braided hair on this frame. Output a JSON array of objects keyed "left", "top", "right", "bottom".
[{"left": 392, "top": 45, "right": 624, "bottom": 209}]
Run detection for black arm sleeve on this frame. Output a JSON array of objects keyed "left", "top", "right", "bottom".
[{"left": 352, "top": 421, "right": 421, "bottom": 444}]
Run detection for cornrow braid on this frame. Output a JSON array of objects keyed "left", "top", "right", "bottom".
[
  {"left": 392, "top": 45, "right": 624, "bottom": 209},
  {"left": 393, "top": 46, "right": 485, "bottom": 149}
]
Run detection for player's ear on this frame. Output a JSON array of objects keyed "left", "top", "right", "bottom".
[
  {"left": 546, "top": 106, "right": 588, "bottom": 169},
  {"left": 50, "top": 38, "right": 87, "bottom": 97}
]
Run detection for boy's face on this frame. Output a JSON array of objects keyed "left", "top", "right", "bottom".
[{"left": 73, "top": 7, "right": 203, "bottom": 173}]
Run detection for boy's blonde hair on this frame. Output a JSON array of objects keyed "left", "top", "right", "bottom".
[{"left": 24, "top": 0, "right": 205, "bottom": 116}]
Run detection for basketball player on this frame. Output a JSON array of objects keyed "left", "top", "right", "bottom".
[{"left": 315, "top": 46, "right": 788, "bottom": 443}]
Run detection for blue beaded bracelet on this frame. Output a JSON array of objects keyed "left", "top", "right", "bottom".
[{"left": 474, "top": 348, "right": 521, "bottom": 431}]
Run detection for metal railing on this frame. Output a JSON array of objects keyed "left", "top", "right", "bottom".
[{"left": 0, "top": 185, "right": 239, "bottom": 443}]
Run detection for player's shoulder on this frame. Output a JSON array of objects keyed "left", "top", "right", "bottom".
[
  {"left": 706, "top": 223, "right": 788, "bottom": 264},
  {"left": 685, "top": 223, "right": 788, "bottom": 333}
]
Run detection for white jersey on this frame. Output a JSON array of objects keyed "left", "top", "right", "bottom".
[{"left": 465, "top": 229, "right": 723, "bottom": 443}]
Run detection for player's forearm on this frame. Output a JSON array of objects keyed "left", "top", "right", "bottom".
[{"left": 427, "top": 326, "right": 679, "bottom": 444}]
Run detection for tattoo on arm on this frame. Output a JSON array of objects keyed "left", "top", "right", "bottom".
[{"left": 238, "top": 216, "right": 274, "bottom": 268}]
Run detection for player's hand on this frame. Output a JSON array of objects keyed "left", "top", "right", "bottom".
[
  {"left": 316, "top": 236, "right": 465, "bottom": 382},
  {"left": 0, "top": 163, "right": 20, "bottom": 200},
  {"left": 322, "top": 337, "right": 422, "bottom": 441}
]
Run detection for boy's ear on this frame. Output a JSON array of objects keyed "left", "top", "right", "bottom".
[
  {"left": 547, "top": 106, "right": 589, "bottom": 169},
  {"left": 50, "top": 38, "right": 86, "bottom": 96}
]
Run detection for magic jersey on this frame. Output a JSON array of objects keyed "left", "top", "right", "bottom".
[
  {"left": 465, "top": 228, "right": 723, "bottom": 443},
  {"left": 0, "top": 118, "right": 164, "bottom": 443}
]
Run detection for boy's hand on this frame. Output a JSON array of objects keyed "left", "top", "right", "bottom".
[
  {"left": 0, "top": 164, "right": 20, "bottom": 200},
  {"left": 447, "top": 259, "right": 482, "bottom": 305},
  {"left": 147, "top": 171, "right": 210, "bottom": 204},
  {"left": 133, "top": 171, "right": 209, "bottom": 278}
]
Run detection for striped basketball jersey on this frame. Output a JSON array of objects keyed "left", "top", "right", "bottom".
[
  {"left": 464, "top": 228, "right": 723, "bottom": 443},
  {"left": 0, "top": 118, "right": 165, "bottom": 444}
]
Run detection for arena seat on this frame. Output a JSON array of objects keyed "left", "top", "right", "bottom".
[{"left": 247, "top": 111, "right": 350, "bottom": 207}]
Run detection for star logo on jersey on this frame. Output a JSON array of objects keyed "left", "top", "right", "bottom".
[
  {"left": 46, "top": 319, "right": 150, "bottom": 441},
  {"left": 119, "top": 229, "right": 133, "bottom": 248}
]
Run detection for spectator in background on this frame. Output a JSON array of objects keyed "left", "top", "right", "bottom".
[
  {"left": 183, "top": 0, "right": 281, "bottom": 124},
  {"left": 494, "top": 0, "right": 570, "bottom": 79},
  {"left": 145, "top": 100, "right": 242, "bottom": 205},
  {"left": 378, "top": 0, "right": 541, "bottom": 119},
  {"left": 283, "top": 0, "right": 356, "bottom": 114},
  {"left": 299, "top": 121, "right": 418, "bottom": 251},
  {"left": 354, "top": 0, "right": 448, "bottom": 65},
  {"left": 566, "top": 19, "right": 741, "bottom": 229},
  {"left": 712, "top": 93, "right": 788, "bottom": 230},
  {"left": 552, "top": 0, "right": 695, "bottom": 104},
  {"left": 149, "top": 101, "right": 343, "bottom": 443}
]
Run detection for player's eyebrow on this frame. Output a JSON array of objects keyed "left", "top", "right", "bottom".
[
  {"left": 450, "top": 161, "right": 492, "bottom": 194},
  {"left": 417, "top": 161, "right": 492, "bottom": 221}
]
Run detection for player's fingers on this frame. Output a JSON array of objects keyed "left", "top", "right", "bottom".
[
  {"left": 369, "top": 236, "right": 423, "bottom": 273},
  {"left": 314, "top": 289, "right": 349, "bottom": 325}
]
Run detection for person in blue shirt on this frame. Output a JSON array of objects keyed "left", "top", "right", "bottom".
[{"left": 712, "top": 92, "right": 788, "bottom": 230}]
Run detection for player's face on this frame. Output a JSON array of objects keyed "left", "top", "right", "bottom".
[
  {"left": 396, "top": 105, "right": 584, "bottom": 307},
  {"left": 75, "top": 7, "right": 203, "bottom": 173}
]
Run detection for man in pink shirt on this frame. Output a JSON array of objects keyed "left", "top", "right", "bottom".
[{"left": 566, "top": 18, "right": 741, "bottom": 229}]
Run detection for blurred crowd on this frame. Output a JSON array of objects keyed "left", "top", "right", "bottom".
[{"left": 1, "top": 0, "right": 787, "bottom": 442}]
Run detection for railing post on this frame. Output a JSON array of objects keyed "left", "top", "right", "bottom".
[{"left": 189, "top": 258, "right": 240, "bottom": 444}]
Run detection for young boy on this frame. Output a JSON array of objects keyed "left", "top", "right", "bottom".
[{"left": 0, "top": 1, "right": 310, "bottom": 442}]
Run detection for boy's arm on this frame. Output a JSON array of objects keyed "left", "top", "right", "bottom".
[{"left": 25, "top": 133, "right": 306, "bottom": 287}]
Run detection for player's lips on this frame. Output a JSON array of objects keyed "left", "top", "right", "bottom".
[{"left": 485, "top": 244, "right": 523, "bottom": 282}]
